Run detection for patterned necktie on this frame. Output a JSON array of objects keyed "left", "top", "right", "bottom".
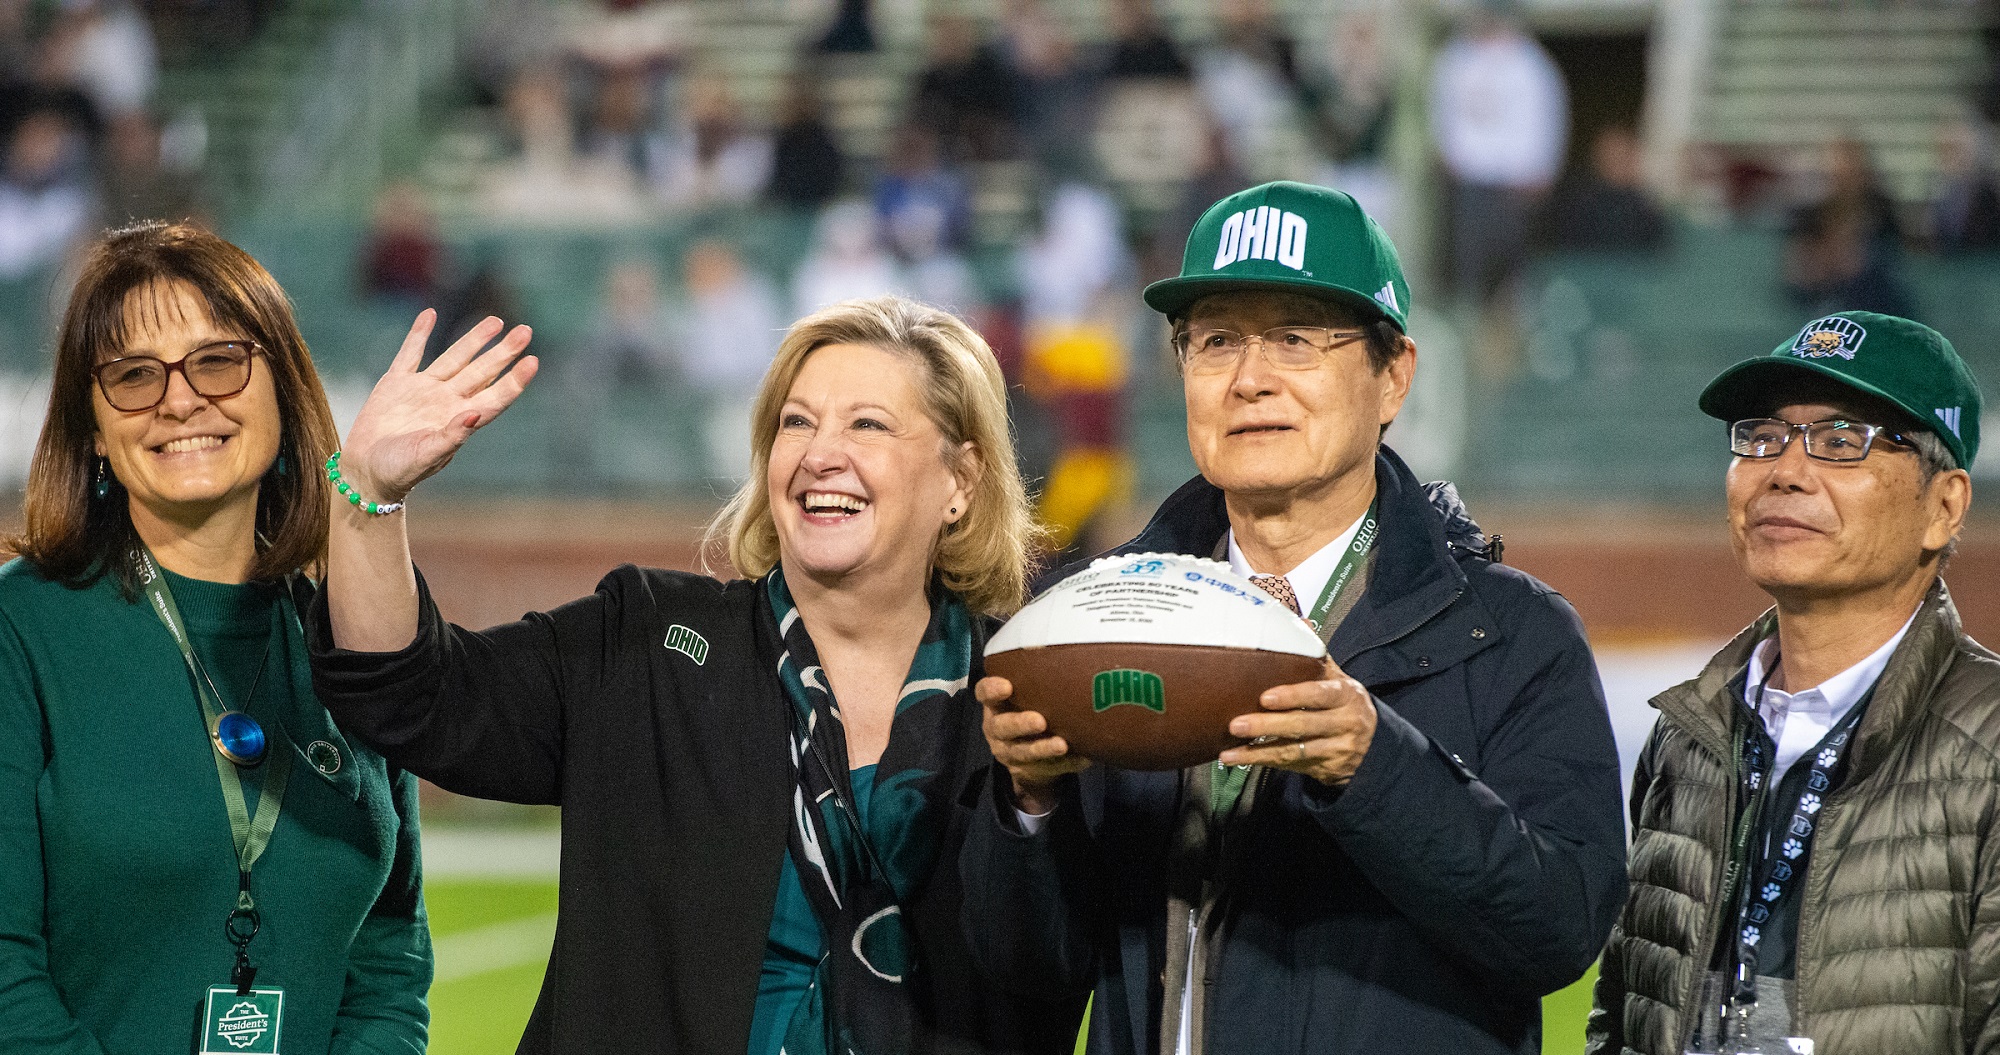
[{"left": 1249, "top": 574, "right": 1301, "bottom": 615}]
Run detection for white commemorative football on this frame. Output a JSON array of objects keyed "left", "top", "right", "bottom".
[{"left": 984, "top": 553, "right": 1328, "bottom": 770}]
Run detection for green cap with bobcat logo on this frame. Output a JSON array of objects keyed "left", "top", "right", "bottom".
[
  {"left": 1143, "top": 180, "right": 1411, "bottom": 332},
  {"left": 1699, "top": 311, "right": 1982, "bottom": 469}
]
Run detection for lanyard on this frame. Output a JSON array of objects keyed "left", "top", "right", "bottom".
[
  {"left": 134, "top": 548, "right": 293, "bottom": 988},
  {"left": 1720, "top": 664, "right": 1868, "bottom": 1020},
  {"left": 1302, "top": 500, "right": 1379, "bottom": 634},
  {"left": 1211, "top": 501, "right": 1382, "bottom": 819}
]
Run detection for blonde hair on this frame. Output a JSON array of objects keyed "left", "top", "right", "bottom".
[{"left": 706, "top": 296, "right": 1039, "bottom": 616}]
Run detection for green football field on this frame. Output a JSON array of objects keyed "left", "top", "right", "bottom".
[{"left": 423, "top": 876, "right": 1598, "bottom": 1055}]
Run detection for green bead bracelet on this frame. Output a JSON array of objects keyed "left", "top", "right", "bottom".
[{"left": 325, "top": 452, "right": 405, "bottom": 516}]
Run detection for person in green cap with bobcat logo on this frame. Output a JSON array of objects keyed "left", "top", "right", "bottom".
[
  {"left": 965, "top": 180, "right": 1628, "bottom": 1054},
  {"left": 1590, "top": 312, "right": 2000, "bottom": 1055}
]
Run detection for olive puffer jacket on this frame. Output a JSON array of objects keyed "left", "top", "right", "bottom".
[{"left": 1587, "top": 582, "right": 2000, "bottom": 1055}]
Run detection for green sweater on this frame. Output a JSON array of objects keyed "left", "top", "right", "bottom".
[{"left": 0, "top": 557, "right": 431, "bottom": 1055}]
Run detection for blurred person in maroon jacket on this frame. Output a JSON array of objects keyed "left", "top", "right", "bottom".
[{"left": 359, "top": 182, "right": 444, "bottom": 309}]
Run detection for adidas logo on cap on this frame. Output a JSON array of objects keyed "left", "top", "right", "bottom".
[
  {"left": 1373, "top": 284, "right": 1399, "bottom": 313},
  {"left": 1936, "top": 407, "right": 1963, "bottom": 438}
]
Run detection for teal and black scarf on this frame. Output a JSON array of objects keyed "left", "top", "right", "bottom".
[{"left": 766, "top": 566, "right": 975, "bottom": 1055}]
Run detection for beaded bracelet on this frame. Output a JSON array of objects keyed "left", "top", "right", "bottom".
[{"left": 325, "top": 452, "right": 405, "bottom": 515}]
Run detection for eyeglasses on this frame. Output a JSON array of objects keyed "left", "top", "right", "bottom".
[
  {"left": 94, "top": 341, "right": 263, "bottom": 412},
  {"left": 1172, "top": 325, "right": 1370, "bottom": 375},
  {"left": 1728, "top": 418, "right": 1913, "bottom": 462}
]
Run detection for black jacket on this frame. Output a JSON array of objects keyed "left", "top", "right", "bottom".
[
  {"left": 960, "top": 447, "right": 1628, "bottom": 1054},
  {"left": 307, "top": 567, "right": 1079, "bottom": 1055}
]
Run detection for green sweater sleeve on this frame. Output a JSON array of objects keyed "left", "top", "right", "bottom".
[
  {"left": 329, "top": 766, "right": 433, "bottom": 1055},
  {"left": 0, "top": 607, "right": 109, "bottom": 1055}
]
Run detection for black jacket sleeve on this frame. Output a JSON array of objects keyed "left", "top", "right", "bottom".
[
  {"left": 1303, "top": 585, "right": 1629, "bottom": 998},
  {"left": 958, "top": 766, "right": 1102, "bottom": 1001},
  {"left": 307, "top": 564, "right": 643, "bottom": 805},
  {"left": 1587, "top": 728, "right": 1658, "bottom": 1055}
]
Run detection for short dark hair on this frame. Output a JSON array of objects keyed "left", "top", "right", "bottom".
[
  {"left": 6, "top": 221, "right": 340, "bottom": 595},
  {"left": 1172, "top": 290, "right": 1405, "bottom": 374}
]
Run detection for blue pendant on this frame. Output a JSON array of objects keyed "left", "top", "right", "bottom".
[{"left": 212, "top": 711, "right": 267, "bottom": 766}]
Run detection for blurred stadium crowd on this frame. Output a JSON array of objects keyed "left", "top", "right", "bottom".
[{"left": 7, "top": 0, "right": 2000, "bottom": 554}]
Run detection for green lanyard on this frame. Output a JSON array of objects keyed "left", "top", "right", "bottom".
[
  {"left": 1301, "top": 500, "right": 1379, "bottom": 634},
  {"left": 1211, "top": 501, "right": 1381, "bottom": 819},
  {"left": 134, "top": 548, "right": 292, "bottom": 986}
]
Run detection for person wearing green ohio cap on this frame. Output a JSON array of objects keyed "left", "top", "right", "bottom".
[
  {"left": 966, "top": 180, "right": 1628, "bottom": 1055},
  {"left": 1591, "top": 311, "right": 2000, "bottom": 1055}
]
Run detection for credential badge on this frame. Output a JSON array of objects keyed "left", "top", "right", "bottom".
[{"left": 1790, "top": 316, "right": 1866, "bottom": 361}]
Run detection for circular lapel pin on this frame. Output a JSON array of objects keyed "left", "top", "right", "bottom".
[
  {"left": 306, "top": 740, "right": 342, "bottom": 776},
  {"left": 211, "top": 712, "right": 267, "bottom": 766}
]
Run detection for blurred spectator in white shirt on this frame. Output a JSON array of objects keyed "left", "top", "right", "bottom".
[
  {"left": 673, "top": 239, "right": 783, "bottom": 480},
  {"left": 557, "top": 256, "right": 682, "bottom": 483},
  {"left": 579, "top": 65, "right": 670, "bottom": 184},
  {"left": 0, "top": 107, "right": 95, "bottom": 279},
  {"left": 1430, "top": 2, "right": 1567, "bottom": 305},
  {"left": 39, "top": 0, "right": 156, "bottom": 120},
  {"left": 887, "top": 199, "right": 980, "bottom": 315},
  {"left": 1309, "top": 10, "right": 1398, "bottom": 240},
  {"left": 655, "top": 76, "right": 771, "bottom": 209},
  {"left": 558, "top": 0, "right": 690, "bottom": 75},
  {"left": 1192, "top": 0, "right": 1304, "bottom": 167},
  {"left": 480, "top": 64, "right": 649, "bottom": 222},
  {"left": 1016, "top": 181, "right": 1130, "bottom": 326},
  {"left": 793, "top": 199, "right": 903, "bottom": 316}
]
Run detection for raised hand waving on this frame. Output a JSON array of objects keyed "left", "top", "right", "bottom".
[{"left": 339, "top": 311, "right": 538, "bottom": 503}]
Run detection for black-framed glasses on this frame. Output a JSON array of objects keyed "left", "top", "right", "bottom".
[
  {"left": 1728, "top": 418, "right": 1913, "bottom": 462},
  {"left": 1171, "top": 325, "right": 1370, "bottom": 375},
  {"left": 94, "top": 341, "right": 263, "bottom": 412}
]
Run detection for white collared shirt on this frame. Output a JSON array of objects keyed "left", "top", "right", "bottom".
[
  {"left": 1742, "top": 609, "right": 1918, "bottom": 781},
  {"left": 1224, "top": 509, "right": 1370, "bottom": 621}
]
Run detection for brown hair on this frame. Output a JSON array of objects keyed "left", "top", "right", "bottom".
[
  {"left": 706, "top": 295, "right": 1041, "bottom": 617},
  {"left": 6, "top": 221, "right": 339, "bottom": 594}
]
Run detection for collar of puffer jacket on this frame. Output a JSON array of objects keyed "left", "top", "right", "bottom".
[{"left": 1652, "top": 578, "right": 1962, "bottom": 780}]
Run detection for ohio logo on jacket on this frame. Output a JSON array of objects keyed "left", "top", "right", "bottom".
[
  {"left": 664, "top": 624, "right": 709, "bottom": 665},
  {"left": 1790, "top": 316, "right": 1866, "bottom": 361}
]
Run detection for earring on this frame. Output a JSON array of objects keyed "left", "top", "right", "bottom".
[
  {"left": 274, "top": 454, "right": 288, "bottom": 478},
  {"left": 93, "top": 457, "right": 109, "bottom": 500},
  {"left": 949, "top": 506, "right": 958, "bottom": 515}
]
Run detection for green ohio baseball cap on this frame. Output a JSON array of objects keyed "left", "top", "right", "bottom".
[
  {"left": 1143, "top": 181, "right": 1411, "bottom": 332},
  {"left": 1699, "top": 311, "right": 1983, "bottom": 469}
]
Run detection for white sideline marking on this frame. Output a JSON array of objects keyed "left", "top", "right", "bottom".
[
  {"left": 433, "top": 912, "right": 558, "bottom": 984},
  {"left": 422, "top": 827, "right": 560, "bottom": 878}
]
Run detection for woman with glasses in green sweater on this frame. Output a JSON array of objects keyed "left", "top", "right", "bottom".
[{"left": 0, "top": 221, "right": 432, "bottom": 1055}]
